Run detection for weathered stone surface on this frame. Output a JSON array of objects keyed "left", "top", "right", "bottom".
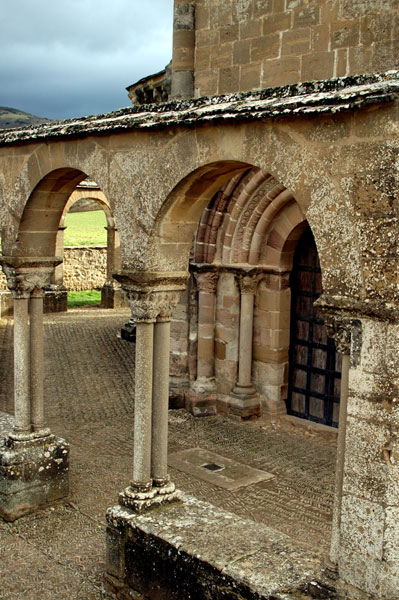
[
  {"left": 105, "top": 493, "right": 323, "bottom": 600},
  {"left": 0, "top": 413, "right": 69, "bottom": 521}
]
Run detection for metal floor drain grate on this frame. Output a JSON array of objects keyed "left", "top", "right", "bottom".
[{"left": 201, "top": 462, "right": 224, "bottom": 472}]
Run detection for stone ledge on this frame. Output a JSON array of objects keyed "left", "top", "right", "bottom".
[{"left": 106, "top": 492, "right": 325, "bottom": 599}]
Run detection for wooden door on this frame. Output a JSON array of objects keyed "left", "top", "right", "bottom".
[{"left": 287, "top": 228, "right": 341, "bottom": 427}]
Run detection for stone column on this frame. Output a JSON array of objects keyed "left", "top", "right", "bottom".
[
  {"left": 231, "top": 273, "right": 261, "bottom": 418},
  {"left": 192, "top": 270, "right": 218, "bottom": 393},
  {"left": 171, "top": 0, "right": 195, "bottom": 98},
  {"left": 30, "top": 288, "right": 49, "bottom": 436},
  {"left": 0, "top": 257, "right": 69, "bottom": 520},
  {"left": 52, "top": 226, "right": 66, "bottom": 286},
  {"left": 105, "top": 225, "right": 116, "bottom": 284},
  {"left": 187, "top": 270, "right": 218, "bottom": 416},
  {"left": 151, "top": 293, "right": 180, "bottom": 490},
  {"left": 12, "top": 293, "right": 30, "bottom": 437},
  {"left": 323, "top": 316, "right": 351, "bottom": 575},
  {"left": 1, "top": 258, "right": 58, "bottom": 440},
  {"left": 114, "top": 271, "right": 187, "bottom": 512}
]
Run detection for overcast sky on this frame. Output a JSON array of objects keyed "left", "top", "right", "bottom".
[{"left": 0, "top": 0, "right": 174, "bottom": 120}]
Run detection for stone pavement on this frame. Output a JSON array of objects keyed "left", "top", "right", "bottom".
[{"left": 0, "top": 308, "right": 337, "bottom": 600}]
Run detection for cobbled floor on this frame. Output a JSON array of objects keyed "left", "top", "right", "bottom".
[{"left": 0, "top": 308, "right": 337, "bottom": 600}]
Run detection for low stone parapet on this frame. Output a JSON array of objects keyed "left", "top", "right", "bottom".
[{"left": 105, "top": 492, "right": 325, "bottom": 599}]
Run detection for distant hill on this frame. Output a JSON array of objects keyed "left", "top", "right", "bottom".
[{"left": 0, "top": 106, "right": 50, "bottom": 130}]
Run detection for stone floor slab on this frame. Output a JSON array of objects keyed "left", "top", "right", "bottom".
[{"left": 168, "top": 447, "right": 274, "bottom": 490}]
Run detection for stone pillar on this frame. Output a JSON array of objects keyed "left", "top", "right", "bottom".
[
  {"left": 0, "top": 257, "right": 69, "bottom": 521},
  {"left": 171, "top": 0, "right": 195, "bottom": 98},
  {"left": 114, "top": 270, "right": 187, "bottom": 512},
  {"left": 52, "top": 226, "right": 66, "bottom": 286},
  {"left": 230, "top": 273, "right": 261, "bottom": 418},
  {"left": 102, "top": 226, "right": 127, "bottom": 308},
  {"left": 12, "top": 294, "right": 30, "bottom": 437},
  {"left": 132, "top": 319, "right": 154, "bottom": 490},
  {"left": 187, "top": 269, "right": 218, "bottom": 416},
  {"left": 323, "top": 316, "right": 351, "bottom": 575},
  {"left": 105, "top": 225, "right": 116, "bottom": 284},
  {"left": 30, "top": 289, "right": 49, "bottom": 436},
  {"left": 152, "top": 315, "right": 172, "bottom": 486}
]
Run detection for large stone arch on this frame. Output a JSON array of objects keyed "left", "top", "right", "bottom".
[{"left": 129, "top": 124, "right": 363, "bottom": 296}]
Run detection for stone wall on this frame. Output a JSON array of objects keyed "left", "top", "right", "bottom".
[
  {"left": 0, "top": 247, "right": 107, "bottom": 292},
  {"left": 194, "top": 0, "right": 399, "bottom": 95}
]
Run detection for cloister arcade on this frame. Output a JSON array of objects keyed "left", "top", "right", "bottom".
[{"left": 0, "top": 77, "right": 399, "bottom": 598}]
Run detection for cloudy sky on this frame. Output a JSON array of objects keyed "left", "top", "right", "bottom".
[{"left": 0, "top": 0, "right": 174, "bottom": 120}]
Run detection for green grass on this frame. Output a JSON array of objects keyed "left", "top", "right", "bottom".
[
  {"left": 64, "top": 211, "right": 107, "bottom": 246},
  {"left": 67, "top": 290, "right": 101, "bottom": 307}
]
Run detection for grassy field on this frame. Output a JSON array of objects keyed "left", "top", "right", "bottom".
[
  {"left": 64, "top": 210, "right": 107, "bottom": 246},
  {"left": 67, "top": 290, "right": 101, "bottom": 307}
]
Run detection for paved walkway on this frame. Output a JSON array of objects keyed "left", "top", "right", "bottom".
[{"left": 0, "top": 308, "right": 337, "bottom": 600}]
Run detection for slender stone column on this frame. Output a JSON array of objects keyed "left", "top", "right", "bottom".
[
  {"left": 152, "top": 319, "right": 171, "bottom": 485},
  {"left": 12, "top": 295, "right": 31, "bottom": 437},
  {"left": 52, "top": 226, "right": 66, "bottom": 286},
  {"left": 324, "top": 317, "right": 351, "bottom": 574},
  {"left": 1, "top": 257, "right": 60, "bottom": 440},
  {"left": 105, "top": 225, "right": 116, "bottom": 283},
  {"left": 133, "top": 319, "right": 155, "bottom": 490},
  {"left": 192, "top": 270, "right": 219, "bottom": 395},
  {"left": 30, "top": 289, "right": 49, "bottom": 435},
  {"left": 231, "top": 274, "right": 261, "bottom": 417},
  {"left": 114, "top": 271, "right": 187, "bottom": 511}
]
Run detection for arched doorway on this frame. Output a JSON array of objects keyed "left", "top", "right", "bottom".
[{"left": 287, "top": 228, "right": 341, "bottom": 427}]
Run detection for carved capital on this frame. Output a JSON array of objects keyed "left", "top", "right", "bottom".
[
  {"left": 124, "top": 289, "right": 182, "bottom": 322},
  {"left": 195, "top": 271, "right": 219, "bottom": 293},
  {"left": 237, "top": 273, "right": 259, "bottom": 295},
  {"left": 114, "top": 270, "right": 188, "bottom": 323},
  {"left": 324, "top": 315, "right": 352, "bottom": 355},
  {"left": 0, "top": 257, "right": 61, "bottom": 299}
]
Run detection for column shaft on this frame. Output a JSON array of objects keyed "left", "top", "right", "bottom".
[
  {"left": 105, "top": 226, "right": 116, "bottom": 283},
  {"left": 151, "top": 320, "right": 171, "bottom": 484},
  {"left": 196, "top": 288, "right": 216, "bottom": 379},
  {"left": 330, "top": 352, "right": 349, "bottom": 565},
  {"left": 13, "top": 297, "right": 30, "bottom": 434},
  {"left": 237, "top": 293, "right": 255, "bottom": 387},
  {"left": 133, "top": 321, "right": 154, "bottom": 489},
  {"left": 30, "top": 294, "right": 45, "bottom": 432}
]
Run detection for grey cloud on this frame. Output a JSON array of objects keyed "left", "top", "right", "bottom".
[{"left": 0, "top": 0, "right": 174, "bottom": 119}]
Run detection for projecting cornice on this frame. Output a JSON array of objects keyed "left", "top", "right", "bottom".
[{"left": 1, "top": 71, "right": 399, "bottom": 146}]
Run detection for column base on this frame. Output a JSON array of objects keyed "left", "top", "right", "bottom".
[
  {"left": 119, "top": 481, "right": 181, "bottom": 513},
  {"left": 185, "top": 377, "right": 218, "bottom": 416},
  {"left": 101, "top": 283, "right": 129, "bottom": 309},
  {"left": 229, "top": 386, "right": 261, "bottom": 419},
  {"left": 0, "top": 428, "right": 69, "bottom": 521}
]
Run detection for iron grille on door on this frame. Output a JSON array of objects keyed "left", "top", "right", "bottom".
[{"left": 287, "top": 228, "right": 341, "bottom": 427}]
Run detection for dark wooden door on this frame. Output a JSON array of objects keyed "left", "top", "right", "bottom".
[{"left": 287, "top": 228, "right": 341, "bottom": 427}]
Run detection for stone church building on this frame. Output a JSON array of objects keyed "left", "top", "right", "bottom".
[{"left": 1, "top": 0, "right": 399, "bottom": 598}]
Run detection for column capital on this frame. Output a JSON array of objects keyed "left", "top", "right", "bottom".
[
  {"left": 0, "top": 256, "right": 62, "bottom": 299},
  {"left": 113, "top": 270, "right": 188, "bottom": 322},
  {"left": 194, "top": 270, "right": 219, "bottom": 293},
  {"left": 236, "top": 273, "right": 260, "bottom": 295},
  {"left": 323, "top": 315, "right": 352, "bottom": 355}
]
